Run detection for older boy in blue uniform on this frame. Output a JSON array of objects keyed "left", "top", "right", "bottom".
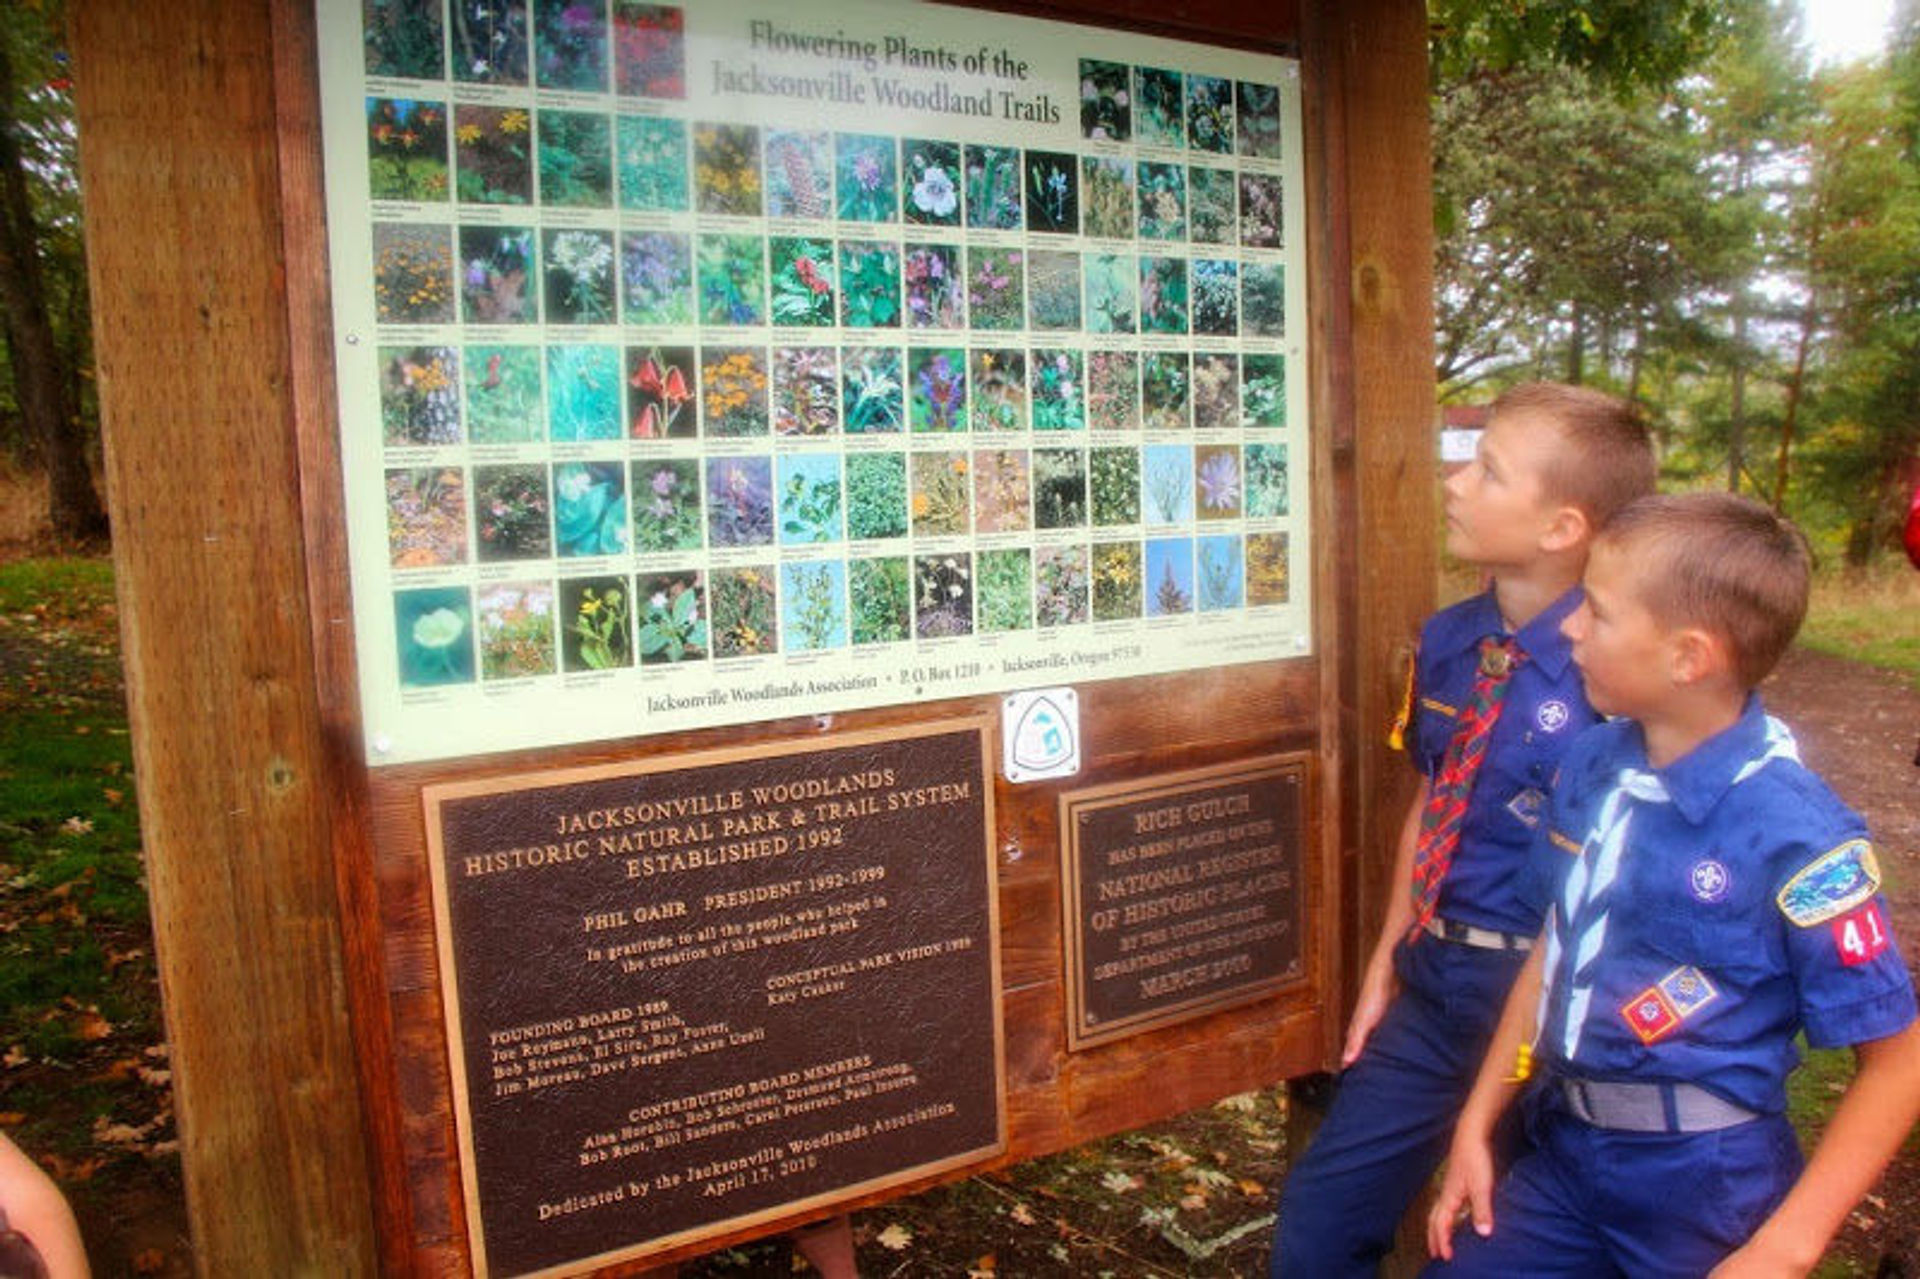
[
  {"left": 1427, "top": 493, "right": 1920, "bottom": 1278},
  {"left": 1273, "top": 384, "right": 1655, "bottom": 1277}
]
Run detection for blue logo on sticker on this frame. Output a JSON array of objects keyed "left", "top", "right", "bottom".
[
  {"left": 1658, "top": 965, "right": 1719, "bottom": 1017},
  {"left": 1777, "top": 839, "right": 1881, "bottom": 927},
  {"left": 1690, "top": 859, "right": 1730, "bottom": 903}
]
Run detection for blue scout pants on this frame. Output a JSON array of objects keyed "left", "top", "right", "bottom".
[
  {"left": 1271, "top": 937, "right": 1526, "bottom": 1279},
  {"left": 1418, "top": 1100, "right": 1801, "bottom": 1278}
]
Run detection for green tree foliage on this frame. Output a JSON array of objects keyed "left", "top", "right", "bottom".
[
  {"left": 1433, "top": 0, "right": 1920, "bottom": 564},
  {"left": 1792, "top": 54, "right": 1920, "bottom": 561},
  {"left": 1430, "top": 0, "right": 1732, "bottom": 95},
  {"left": 1433, "top": 63, "right": 1724, "bottom": 391},
  {"left": 0, "top": 0, "right": 104, "bottom": 540}
]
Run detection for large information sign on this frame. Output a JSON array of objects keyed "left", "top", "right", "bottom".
[
  {"left": 1060, "top": 758, "right": 1306, "bottom": 1049},
  {"left": 424, "top": 720, "right": 1003, "bottom": 1277},
  {"left": 317, "top": 0, "right": 1311, "bottom": 764}
]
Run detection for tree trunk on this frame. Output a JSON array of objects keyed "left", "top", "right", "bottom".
[
  {"left": 1771, "top": 294, "right": 1816, "bottom": 513},
  {"left": 1727, "top": 297, "right": 1748, "bottom": 496},
  {"left": 0, "top": 28, "right": 107, "bottom": 541},
  {"left": 1565, "top": 306, "right": 1586, "bottom": 385},
  {"left": 1626, "top": 315, "right": 1645, "bottom": 404}
]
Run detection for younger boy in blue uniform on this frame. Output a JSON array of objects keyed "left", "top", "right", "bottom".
[
  {"left": 1427, "top": 493, "right": 1920, "bottom": 1277},
  {"left": 1273, "top": 384, "right": 1655, "bottom": 1277}
]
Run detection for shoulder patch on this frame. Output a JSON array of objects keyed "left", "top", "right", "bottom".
[{"left": 1776, "top": 839, "right": 1882, "bottom": 928}]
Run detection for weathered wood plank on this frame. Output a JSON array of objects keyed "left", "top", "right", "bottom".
[{"left": 70, "top": 0, "right": 380, "bottom": 1270}]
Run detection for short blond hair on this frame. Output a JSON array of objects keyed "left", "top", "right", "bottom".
[
  {"left": 1489, "top": 382, "right": 1656, "bottom": 530},
  {"left": 1599, "top": 492, "right": 1811, "bottom": 688}
]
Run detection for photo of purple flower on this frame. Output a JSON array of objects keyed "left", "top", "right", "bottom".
[
  {"left": 836, "top": 133, "right": 898, "bottom": 222},
  {"left": 904, "top": 245, "right": 963, "bottom": 329},
  {"left": 619, "top": 230, "right": 691, "bottom": 326},
  {"left": 910, "top": 349, "right": 968, "bottom": 433},
  {"left": 1195, "top": 445, "right": 1243, "bottom": 520},
  {"left": 705, "top": 455, "right": 774, "bottom": 547},
  {"left": 534, "top": 0, "right": 606, "bottom": 92}
]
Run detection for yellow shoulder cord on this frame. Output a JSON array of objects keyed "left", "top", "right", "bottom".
[{"left": 1386, "top": 649, "right": 1417, "bottom": 752}]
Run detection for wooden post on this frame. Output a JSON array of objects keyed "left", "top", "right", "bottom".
[
  {"left": 1289, "top": 0, "right": 1436, "bottom": 1269},
  {"left": 71, "top": 1, "right": 381, "bottom": 1271},
  {"left": 1305, "top": 0, "right": 1436, "bottom": 1064}
]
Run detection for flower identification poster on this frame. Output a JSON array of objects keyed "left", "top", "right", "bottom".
[{"left": 318, "top": 0, "right": 1309, "bottom": 765}]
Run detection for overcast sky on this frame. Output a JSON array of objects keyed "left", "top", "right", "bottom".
[{"left": 1799, "top": 0, "right": 1896, "bottom": 66}]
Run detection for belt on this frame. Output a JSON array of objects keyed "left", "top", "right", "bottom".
[
  {"left": 1556, "top": 1077, "right": 1758, "bottom": 1134},
  {"left": 1423, "top": 916, "right": 1532, "bottom": 952}
]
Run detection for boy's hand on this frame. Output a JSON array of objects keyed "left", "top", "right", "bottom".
[
  {"left": 1425, "top": 1136, "right": 1496, "bottom": 1261},
  {"left": 1341, "top": 952, "right": 1399, "bottom": 1066},
  {"left": 1705, "top": 1230, "right": 1810, "bottom": 1279}
]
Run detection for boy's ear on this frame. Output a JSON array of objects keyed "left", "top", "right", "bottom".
[
  {"left": 1539, "top": 503, "right": 1591, "bottom": 555},
  {"left": 1669, "top": 626, "right": 1732, "bottom": 686}
]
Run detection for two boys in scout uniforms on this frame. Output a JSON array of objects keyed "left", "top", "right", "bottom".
[
  {"left": 1273, "top": 382, "right": 1657, "bottom": 1276},
  {"left": 1424, "top": 493, "right": 1920, "bottom": 1276}
]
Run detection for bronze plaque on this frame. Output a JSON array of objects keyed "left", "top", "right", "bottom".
[
  {"left": 1061, "top": 757, "right": 1307, "bottom": 1050},
  {"left": 424, "top": 719, "right": 1004, "bottom": 1278}
]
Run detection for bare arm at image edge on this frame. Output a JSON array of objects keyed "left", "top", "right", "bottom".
[{"left": 0, "top": 1133, "right": 88, "bottom": 1279}]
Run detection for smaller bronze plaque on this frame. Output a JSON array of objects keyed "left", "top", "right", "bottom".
[{"left": 1061, "top": 757, "right": 1308, "bottom": 1050}]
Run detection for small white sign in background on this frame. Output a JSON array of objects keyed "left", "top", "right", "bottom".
[{"left": 1002, "top": 688, "right": 1081, "bottom": 783}]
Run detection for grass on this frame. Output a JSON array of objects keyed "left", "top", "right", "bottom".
[
  {"left": 0, "top": 555, "right": 173, "bottom": 1184},
  {"left": 1799, "top": 561, "right": 1920, "bottom": 687},
  {"left": 1446, "top": 550, "right": 1920, "bottom": 687}
]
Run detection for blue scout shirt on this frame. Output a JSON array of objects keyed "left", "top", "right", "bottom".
[
  {"left": 1531, "top": 697, "right": 1917, "bottom": 1116},
  {"left": 1407, "top": 587, "right": 1595, "bottom": 937}
]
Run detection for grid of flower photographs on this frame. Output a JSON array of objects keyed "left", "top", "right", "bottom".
[{"left": 348, "top": 1, "right": 1302, "bottom": 705}]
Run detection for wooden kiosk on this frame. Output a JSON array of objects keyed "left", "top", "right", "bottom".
[{"left": 70, "top": 0, "right": 1434, "bottom": 1272}]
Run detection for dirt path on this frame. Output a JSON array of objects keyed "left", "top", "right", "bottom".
[
  {"left": 1759, "top": 648, "right": 1920, "bottom": 1271},
  {"left": 1762, "top": 648, "right": 1920, "bottom": 925}
]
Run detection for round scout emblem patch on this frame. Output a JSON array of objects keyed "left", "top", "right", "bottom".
[
  {"left": 1690, "top": 858, "right": 1730, "bottom": 903},
  {"left": 1535, "top": 700, "right": 1570, "bottom": 733}
]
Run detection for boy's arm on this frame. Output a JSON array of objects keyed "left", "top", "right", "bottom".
[
  {"left": 1426, "top": 943, "right": 1543, "bottom": 1261},
  {"left": 1709, "top": 1020, "right": 1920, "bottom": 1279},
  {"left": 0, "top": 1131, "right": 88, "bottom": 1278},
  {"left": 1343, "top": 778, "right": 1426, "bottom": 1065}
]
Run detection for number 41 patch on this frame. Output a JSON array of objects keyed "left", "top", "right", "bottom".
[{"left": 1833, "top": 902, "right": 1892, "bottom": 967}]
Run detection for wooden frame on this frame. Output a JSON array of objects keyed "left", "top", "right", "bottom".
[{"left": 70, "top": 0, "right": 1433, "bottom": 1270}]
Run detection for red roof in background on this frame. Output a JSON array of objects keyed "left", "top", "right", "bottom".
[{"left": 1442, "top": 404, "right": 1490, "bottom": 429}]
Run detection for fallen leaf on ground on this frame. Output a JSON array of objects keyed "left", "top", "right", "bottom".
[
  {"left": 60, "top": 816, "right": 93, "bottom": 835},
  {"left": 875, "top": 1223, "right": 912, "bottom": 1251},
  {"left": 1100, "top": 1170, "right": 1138, "bottom": 1193},
  {"left": 1008, "top": 1202, "right": 1035, "bottom": 1226},
  {"left": 42, "top": 1154, "right": 103, "bottom": 1182}
]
